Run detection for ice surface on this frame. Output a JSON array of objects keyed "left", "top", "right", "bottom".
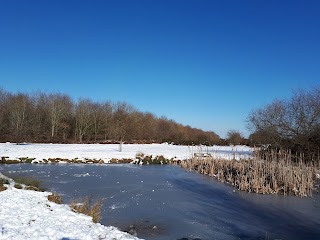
[{"left": 2, "top": 164, "right": 319, "bottom": 240}]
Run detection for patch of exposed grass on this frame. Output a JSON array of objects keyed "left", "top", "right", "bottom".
[
  {"left": 25, "top": 186, "right": 42, "bottom": 191},
  {"left": 48, "top": 192, "right": 62, "bottom": 204},
  {"left": 14, "top": 183, "right": 23, "bottom": 189},
  {"left": 0, "top": 178, "right": 9, "bottom": 191},
  {"left": 12, "top": 176, "right": 44, "bottom": 191},
  {"left": 70, "top": 196, "right": 103, "bottom": 223},
  {"left": 0, "top": 178, "right": 9, "bottom": 185}
]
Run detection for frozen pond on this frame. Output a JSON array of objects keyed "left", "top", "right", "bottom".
[{"left": 1, "top": 164, "right": 320, "bottom": 240}]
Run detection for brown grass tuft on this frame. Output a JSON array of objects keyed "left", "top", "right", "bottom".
[
  {"left": 48, "top": 192, "right": 62, "bottom": 204},
  {"left": 70, "top": 196, "right": 103, "bottom": 223},
  {"left": 14, "top": 183, "right": 23, "bottom": 189},
  {"left": 0, "top": 178, "right": 9, "bottom": 191},
  {"left": 25, "top": 186, "right": 42, "bottom": 191},
  {"left": 13, "top": 177, "right": 43, "bottom": 190}
]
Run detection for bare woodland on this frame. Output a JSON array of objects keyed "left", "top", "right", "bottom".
[{"left": 0, "top": 88, "right": 220, "bottom": 144}]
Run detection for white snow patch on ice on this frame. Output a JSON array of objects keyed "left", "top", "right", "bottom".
[{"left": 73, "top": 172, "right": 91, "bottom": 177}]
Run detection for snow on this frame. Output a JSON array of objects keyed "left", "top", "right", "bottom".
[
  {"left": 0, "top": 143, "right": 252, "bottom": 163},
  {"left": 0, "top": 173, "right": 140, "bottom": 240}
]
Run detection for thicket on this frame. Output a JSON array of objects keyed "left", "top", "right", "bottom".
[
  {"left": 0, "top": 87, "right": 220, "bottom": 145},
  {"left": 247, "top": 87, "right": 320, "bottom": 163}
]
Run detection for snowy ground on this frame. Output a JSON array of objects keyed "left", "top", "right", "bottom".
[
  {"left": 0, "top": 173, "right": 140, "bottom": 240},
  {"left": 0, "top": 143, "right": 252, "bottom": 163}
]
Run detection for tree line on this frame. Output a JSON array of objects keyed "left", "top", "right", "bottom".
[{"left": 0, "top": 88, "right": 221, "bottom": 144}]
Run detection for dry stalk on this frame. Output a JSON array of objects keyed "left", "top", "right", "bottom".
[
  {"left": 179, "top": 150, "right": 319, "bottom": 197},
  {"left": 70, "top": 196, "right": 103, "bottom": 223}
]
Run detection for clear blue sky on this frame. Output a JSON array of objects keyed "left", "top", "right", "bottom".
[{"left": 1, "top": 0, "right": 319, "bottom": 138}]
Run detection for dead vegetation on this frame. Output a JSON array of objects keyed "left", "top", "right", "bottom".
[
  {"left": 0, "top": 178, "right": 9, "bottom": 192},
  {"left": 12, "top": 177, "right": 44, "bottom": 191},
  {"left": 179, "top": 149, "right": 319, "bottom": 197},
  {"left": 109, "top": 158, "right": 133, "bottom": 164},
  {"left": 47, "top": 193, "right": 103, "bottom": 223},
  {"left": 70, "top": 196, "right": 103, "bottom": 223},
  {"left": 133, "top": 152, "right": 171, "bottom": 164},
  {"left": 47, "top": 192, "right": 62, "bottom": 204}
]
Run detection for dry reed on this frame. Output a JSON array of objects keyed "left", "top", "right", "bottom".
[
  {"left": 70, "top": 196, "right": 103, "bottom": 223},
  {"left": 0, "top": 185, "right": 7, "bottom": 192},
  {"left": 179, "top": 149, "right": 319, "bottom": 197},
  {"left": 48, "top": 192, "right": 62, "bottom": 204}
]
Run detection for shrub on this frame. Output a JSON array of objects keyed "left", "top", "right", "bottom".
[{"left": 247, "top": 87, "right": 320, "bottom": 162}]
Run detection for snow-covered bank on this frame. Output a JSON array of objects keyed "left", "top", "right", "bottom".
[
  {"left": 0, "top": 178, "right": 140, "bottom": 240},
  {"left": 0, "top": 143, "right": 252, "bottom": 163}
]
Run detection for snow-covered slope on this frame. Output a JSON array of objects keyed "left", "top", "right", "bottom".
[
  {"left": 0, "top": 183, "right": 140, "bottom": 240},
  {"left": 0, "top": 143, "right": 252, "bottom": 163}
]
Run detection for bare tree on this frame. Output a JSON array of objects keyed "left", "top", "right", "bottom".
[
  {"left": 90, "top": 102, "right": 104, "bottom": 141},
  {"left": 101, "top": 101, "right": 113, "bottom": 141},
  {"left": 8, "top": 93, "right": 32, "bottom": 139},
  {"left": 247, "top": 87, "right": 320, "bottom": 152},
  {"left": 226, "top": 130, "right": 244, "bottom": 145},
  {"left": 0, "top": 88, "right": 221, "bottom": 144},
  {"left": 0, "top": 88, "right": 10, "bottom": 138},
  {"left": 48, "top": 93, "right": 73, "bottom": 139},
  {"left": 112, "top": 102, "right": 135, "bottom": 141},
  {"left": 75, "top": 99, "right": 94, "bottom": 143},
  {"left": 31, "top": 92, "right": 50, "bottom": 141}
]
